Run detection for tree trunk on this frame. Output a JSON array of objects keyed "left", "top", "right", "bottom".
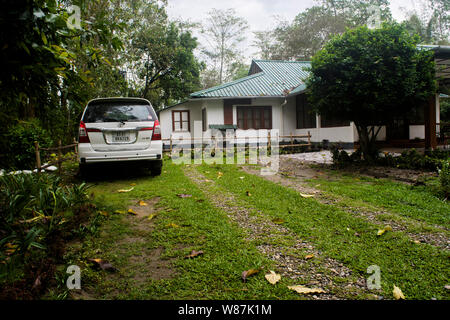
[
  {"left": 355, "top": 123, "right": 379, "bottom": 162},
  {"left": 219, "top": 37, "right": 224, "bottom": 84}
]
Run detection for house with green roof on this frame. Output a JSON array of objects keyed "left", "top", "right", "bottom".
[{"left": 159, "top": 54, "right": 447, "bottom": 148}]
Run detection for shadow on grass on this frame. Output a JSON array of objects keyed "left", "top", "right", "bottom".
[{"left": 75, "top": 162, "right": 155, "bottom": 183}]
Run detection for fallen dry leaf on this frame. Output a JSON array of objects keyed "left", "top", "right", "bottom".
[
  {"left": 177, "top": 194, "right": 192, "bottom": 198},
  {"left": 167, "top": 222, "right": 180, "bottom": 228},
  {"left": 288, "top": 285, "right": 326, "bottom": 295},
  {"left": 139, "top": 200, "right": 148, "bottom": 206},
  {"left": 32, "top": 275, "right": 42, "bottom": 290},
  {"left": 239, "top": 176, "right": 245, "bottom": 180},
  {"left": 246, "top": 191, "right": 251, "bottom": 197},
  {"left": 127, "top": 209, "right": 137, "bottom": 215},
  {"left": 377, "top": 225, "right": 393, "bottom": 236},
  {"left": 130, "top": 183, "right": 136, "bottom": 186},
  {"left": 88, "top": 259, "right": 117, "bottom": 272},
  {"left": 242, "top": 268, "right": 259, "bottom": 282},
  {"left": 393, "top": 285, "right": 405, "bottom": 300},
  {"left": 98, "top": 211, "right": 109, "bottom": 217},
  {"left": 272, "top": 218, "right": 285, "bottom": 224},
  {"left": 114, "top": 210, "right": 126, "bottom": 215},
  {"left": 217, "top": 172, "right": 223, "bottom": 179},
  {"left": 147, "top": 214, "right": 156, "bottom": 221},
  {"left": 185, "top": 250, "right": 204, "bottom": 259},
  {"left": 265, "top": 271, "right": 281, "bottom": 285},
  {"left": 300, "top": 193, "right": 315, "bottom": 198},
  {"left": 305, "top": 254, "right": 314, "bottom": 260},
  {"left": 117, "top": 187, "right": 134, "bottom": 193}
]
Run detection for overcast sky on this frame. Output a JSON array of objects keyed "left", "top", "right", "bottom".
[{"left": 166, "top": 0, "right": 430, "bottom": 63}]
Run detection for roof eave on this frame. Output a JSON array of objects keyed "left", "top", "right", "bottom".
[{"left": 189, "top": 95, "right": 286, "bottom": 100}]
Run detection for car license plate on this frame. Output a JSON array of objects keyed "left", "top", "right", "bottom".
[{"left": 113, "top": 131, "right": 130, "bottom": 142}]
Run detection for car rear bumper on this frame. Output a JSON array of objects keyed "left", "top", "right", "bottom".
[{"left": 78, "top": 142, "right": 162, "bottom": 164}]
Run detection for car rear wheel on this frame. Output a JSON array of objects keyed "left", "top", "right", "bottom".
[
  {"left": 150, "top": 160, "right": 162, "bottom": 176},
  {"left": 78, "top": 163, "right": 89, "bottom": 179}
]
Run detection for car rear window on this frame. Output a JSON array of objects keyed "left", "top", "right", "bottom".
[{"left": 82, "top": 102, "right": 157, "bottom": 123}]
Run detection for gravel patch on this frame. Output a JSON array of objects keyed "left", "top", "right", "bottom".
[{"left": 281, "top": 151, "right": 347, "bottom": 164}]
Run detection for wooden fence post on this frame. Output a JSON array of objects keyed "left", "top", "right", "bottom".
[
  {"left": 180, "top": 136, "right": 183, "bottom": 157},
  {"left": 268, "top": 131, "right": 271, "bottom": 151},
  {"left": 35, "top": 141, "right": 41, "bottom": 174},
  {"left": 57, "top": 140, "right": 62, "bottom": 176},
  {"left": 307, "top": 131, "right": 311, "bottom": 150},
  {"left": 73, "top": 138, "right": 78, "bottom": 155},
  {"left": 290, "top": 132, "right": 294, "bottom": 151}
]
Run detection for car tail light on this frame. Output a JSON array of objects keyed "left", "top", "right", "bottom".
[
  {"left": 78, "top": 121, "right": 90, "bottom": 143},
  {"left": 140, "top": 120, "right": 161, "bottom": 140},
  {"left": 152, "top": 120, "right": 161, "bottom": 140}
]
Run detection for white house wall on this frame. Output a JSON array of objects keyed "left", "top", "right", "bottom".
[
  {"left": 159, "top": 100, "right": 203, "bottom": 142},
  {"left": 282, "top": 96, "right": 356, "bottom": 144},
  {"left": 160, "top": 94, "right": 440, "bottom": 146},
  {"left": 205, "top": 100, "right": 223, "bottom": 127}
]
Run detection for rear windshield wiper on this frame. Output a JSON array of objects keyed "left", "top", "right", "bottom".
[{"left": 104, "top": 117, "right": 127, "bottom": 123}]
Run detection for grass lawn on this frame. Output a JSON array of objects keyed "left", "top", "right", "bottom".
[
  {"left": 196, "top": 164, "right": 449, "bottom": 300},
  {"left": 62, "top": 159, "right": 450, "bottom": 300},
  {"left": 309, "top": 171, "right": 449, "bottom": 227},
  {"left": 62, "top": 161, "right": 302, "bottom": 300}
]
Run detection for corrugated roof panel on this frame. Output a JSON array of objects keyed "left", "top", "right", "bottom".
[{"left": 190, "top": 60, "right": 311, "bottom": 98}]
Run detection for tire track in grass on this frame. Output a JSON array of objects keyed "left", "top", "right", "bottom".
[
  {"left": 241, "top": 165, "right": 450, "bottom": 251},
  {"left": 183, "top": 165, "right": 371, "bottom": 300}
]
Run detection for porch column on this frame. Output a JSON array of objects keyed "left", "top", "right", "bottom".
[{"left": 424, "top": 93, "right": 437, "bottom": 151}]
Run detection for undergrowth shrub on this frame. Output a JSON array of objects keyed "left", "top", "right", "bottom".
[
  {"left": 438, "top": 160, "right": 450, "bottom": 198},
  {"left": 2, "top": 119, "right": 53, "bottom": 170},
  {"left": 0, "top": 173, "right": 98, "bottom": 295},
  {"left": 331, "top": 146, "right": 449, "bottom": 172}
]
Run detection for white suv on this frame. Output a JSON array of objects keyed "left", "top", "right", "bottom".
[{"left": 77, "top": 97, "right": 163, "bottom": 176}]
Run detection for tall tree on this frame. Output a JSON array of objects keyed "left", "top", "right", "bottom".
[
  {"left": 270, "top": 6, "right": 349, "bottom": 60},
  {"left": 0, "top": 0, "right": 123, "bottom": 143},
  {"left": 317, "top": 0, "right": 392, "bottom": 26},
  {"left": 109, "top": 0, "right": 202, "bottom": 109},
  {"left": 200, "top": 8, "right": 249, "bottom": 84},
  {"left": 402, "top": 0, "right": 449, "bottom": 44},
  {"left": 252, "top": 31, "right": 275, "bottom": 60},
  {"left": 307, "top": 23, "right": 436, "bottom": 161},
  {"left": 257, "top": 0, "right": 393, "bottom": 61}
]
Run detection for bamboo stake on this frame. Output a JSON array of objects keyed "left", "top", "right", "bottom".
[
  {"left": 73, "top": 138, "right": 78, "bottom": 155},
  {"left": 58, "top": 140, "right": 62, "bottom": 176},
  {"left": 35, "top": 141, "right": 41, "bottom": 174},
  {"left": 308, "top": 131, "right": 311, "bottom": 150},
  {"left": 290, "top": 132, "right": 294, "bottom": 151}
]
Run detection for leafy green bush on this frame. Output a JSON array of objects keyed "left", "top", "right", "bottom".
[
  {"left": 388, "top": 149, "right": 448, "bottom": 171},
  {"left": 3, "top": 120, "right": 53, "bottom": 170},
  {"left": 438, "top": 160, "right": 450, "bottom": 198},
  {"left": 330, "top": 147, "right": 449, "bottom": 172},
  {"left": 330, "top": 145, "right": 362, "bottom": 167}
]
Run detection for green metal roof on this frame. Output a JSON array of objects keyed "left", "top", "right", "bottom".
[{"left": 191, "top": 60, "right": 311, "bottom": 98}]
